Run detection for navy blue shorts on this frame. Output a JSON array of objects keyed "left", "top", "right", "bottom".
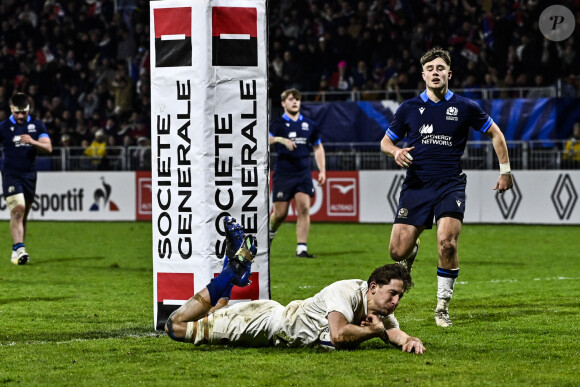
[
  {"left": 394, "top": 173, "right": 466, "bottom": 229},
  {"left": 2, "top": 171, "right": 37, "bottom": 204},
  {"left": 272, "top": 172, "right": 314, "bottom": 202}
]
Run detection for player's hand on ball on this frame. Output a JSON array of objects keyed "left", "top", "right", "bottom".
[
  {"left": 395, "top": 146, "right": 415, "bottom": 168},
  {"left": 284, "top": 138, "right": 297, "bottom": 151}
]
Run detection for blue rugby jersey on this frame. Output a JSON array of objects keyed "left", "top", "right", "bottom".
[
  {"left": 269, "top": 113, "right": 322, "bottom": 174},
  {"left": 0, "top": 115, "right": 50, "bottom": 173},
  {"left": 386, "top": 90, "right": 492, "bottom": 180}
]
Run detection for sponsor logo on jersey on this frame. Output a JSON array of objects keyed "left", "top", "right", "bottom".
[
  {"left": 456, "top": 200, "right": 462, "bottom": 207},
  {"left": 419, "top": 107, "right": 425, "bottom": 115},
  {"left": 419, "top": 124, "right": 434, "bottom": 135},
  {"left": 446, "top": 106, "right": 458, "bottom": 121}
]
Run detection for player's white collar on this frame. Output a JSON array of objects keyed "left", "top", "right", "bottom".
[
  {"left": 282, "top": 113, "right": 303, "bottom": 122},
  {"left": 420, "top": 89, "right": 454, "bottom": 102}
]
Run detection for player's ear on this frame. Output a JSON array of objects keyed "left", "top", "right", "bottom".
[
  {"left": 448, "top": 70, "right": 452, "bottom": 79},
  {"left": 421, "top": 71, "right": 426, "bottom": 81}
]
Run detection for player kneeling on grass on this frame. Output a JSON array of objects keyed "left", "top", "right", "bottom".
[{"left": 165, "top": 217, "right": 425, "bottom": 354}]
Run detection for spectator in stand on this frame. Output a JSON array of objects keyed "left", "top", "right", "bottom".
[
  {"left": 563, "top": 122, "right": 580, "bottom": 168},
  {"left": 132, "top": 136, "right": 151, "bottom": 171},
  {"left": 83, "top": 128, "right": 107, "bottom": 170},
  {"left": 352, "top": 60, "right": 370, "bottom": 89},
  {"left": 329, "top": 60, "right": 354, "bottom": 94}
]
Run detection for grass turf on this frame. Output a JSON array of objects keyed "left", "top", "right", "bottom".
[{"left": 0, "top": 221, "right": 578, "bottom": 385}]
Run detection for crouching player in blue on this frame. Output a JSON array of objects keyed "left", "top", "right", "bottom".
[
  {"left": 0, "top": 93, "right": 52, "bottom": 265},
  {"left": 166, "top": 218, "right": 425, "bottom": 353},
  {"left": 381, "top": 47, "right": 514, "bottom": 327}
]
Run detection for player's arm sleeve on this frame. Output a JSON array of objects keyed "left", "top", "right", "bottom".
[
  {"left": 324, "top": 282, "right": 359, "bottom": 322},
  {"left": 310, "top": 121, "right": 322, "bottom": 146},
  {"left": 469, "top": 100, "right": 493, "bottom": 133},
  {"left": 385, "top": 103, "right": 407, "bottom": 143},
  {"left": 380, "top": 314, "right": 400, "bottom": 330}
]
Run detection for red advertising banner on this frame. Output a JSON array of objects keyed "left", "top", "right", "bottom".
[
  {"left": 136, "top": 171, "right": 152, "bottom": 221},
  {"left": 270, "top": 171, "right": 359, "bottom": 222}
]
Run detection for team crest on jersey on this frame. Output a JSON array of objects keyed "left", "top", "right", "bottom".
[
  {"left": 397, "top": 208, "right": 408, "bottom": 219},
  {"left": 446, "top": 106, "right": 458, "bottom": 121},
  {"left": 419, "top": 107, "right": 425, "bottom": 115},
  {"left": 419, "top": 124, "right": 433, "bottom": 135},
  {"left": 28, "top": 124, "right": 36, "bottom": 132},
  {"left": 301, "top": 122, "right": 309, "bottom": 130}
]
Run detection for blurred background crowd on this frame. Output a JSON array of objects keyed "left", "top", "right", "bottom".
[
  {"left": 0, "top": 0, "right": 578, "bottom": 153},
  {"left": 269, "top": 0, "right": 580, "bottom": 100}
]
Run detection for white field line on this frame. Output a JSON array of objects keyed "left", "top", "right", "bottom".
[
  {"left": 457, "top": 276, "right": 580, "bottom": 285},
  {"left": 1, "top": 332, "right": 162, "bottom": 347}
]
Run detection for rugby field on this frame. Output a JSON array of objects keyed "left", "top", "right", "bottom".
[{"left": 1, "top": 221, "right": 578, "bottom": 385}]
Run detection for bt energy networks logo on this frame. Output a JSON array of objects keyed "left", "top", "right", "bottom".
[{"left": 212, "top": 7, "right": 258, "bottom": 66}]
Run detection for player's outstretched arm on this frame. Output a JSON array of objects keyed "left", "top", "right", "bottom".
[{"left": 383, "top": 328, "right": 426, "bottom": 354}]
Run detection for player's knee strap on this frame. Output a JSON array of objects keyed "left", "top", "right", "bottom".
[
  {"left": 194, "top": 292, "right": 213, "bottom": 309},
  {"left": 166, "top": 310, "right": 185, "bottom": 342},
  {"left": 6, "top": 194, "right": 25, "bottom": 211}
]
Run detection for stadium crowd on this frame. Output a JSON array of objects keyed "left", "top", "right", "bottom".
[
  {"left": 269, "top": 0, "right": 580, "bottom": 100},
  {"left": 0, "top": 0, "right": 578, "bottom": 152},
  {"left": 0, "top": 0, "right": 150, "bottom": 149}
]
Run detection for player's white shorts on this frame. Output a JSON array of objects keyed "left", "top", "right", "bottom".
[{"left": 208, "top": 299, "right": 284, "bottom": 346}]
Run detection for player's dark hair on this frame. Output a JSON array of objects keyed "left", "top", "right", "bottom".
[
  {"left": 10, "top": 93, "right": 30, "bottom": 110},
  {"left": 281, "top": 88, "right": 302, "bottom": 102},
  {"left": 368, "top": 264, "right": 413, "bottom": 293},
  {"left": 420, "top": 47, "right": 451, "bottom": 68}
]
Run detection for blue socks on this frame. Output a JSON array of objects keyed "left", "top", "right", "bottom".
[{"left": 206, "top": 265, "right": 236, "bottom": 306}]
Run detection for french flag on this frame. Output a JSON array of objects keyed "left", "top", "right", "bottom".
[
  {"left": 212, "top": 7, "right": 258, "bottom": 66},
  {"left": 154, "top": 7, "right": 192, "bottom": 68}
]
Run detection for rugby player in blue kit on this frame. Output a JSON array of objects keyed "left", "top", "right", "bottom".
[
  {"left": 269, "top": 89, "right": 326, "bottom": 258},
  {"left": 0, "top": 93, "right": 52, "bottom": 265},
  {"left": 381, "top": 47, "right": 513, "bottom": 327}
]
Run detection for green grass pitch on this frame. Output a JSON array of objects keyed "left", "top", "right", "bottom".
[{"left": 0, "top": 221, "right": 578, "bottom": 385}]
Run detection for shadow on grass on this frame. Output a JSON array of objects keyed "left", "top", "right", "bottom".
[{"left": 31, "top": 256, "right": 106, "bottom": 265}]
